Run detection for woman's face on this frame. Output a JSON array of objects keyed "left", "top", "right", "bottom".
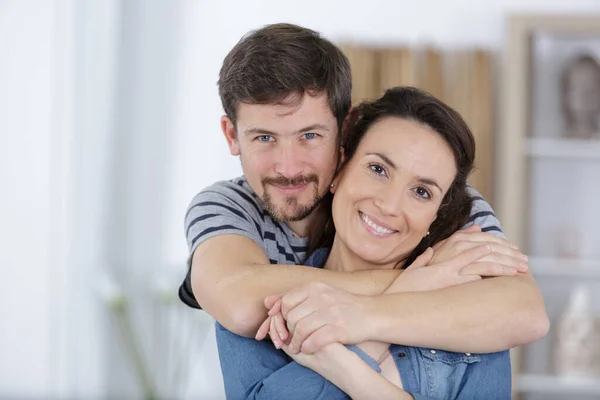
[{"left": 331, "top": 117, "right": 457, "bottom": 267}]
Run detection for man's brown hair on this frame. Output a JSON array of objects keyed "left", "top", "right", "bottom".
[{"left": 218, "top": 23, "right": 352, "bottom": 131}]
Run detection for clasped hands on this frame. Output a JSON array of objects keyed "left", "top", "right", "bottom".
[{"left": 255, "top": 225, "right": 528, "bottom": 358}]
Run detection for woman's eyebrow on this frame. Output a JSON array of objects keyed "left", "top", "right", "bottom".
[{"left": 366, "top": 152, "right": 396, "bottom": 169}]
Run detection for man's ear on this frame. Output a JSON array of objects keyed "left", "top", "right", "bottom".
[{"left": 221, "top": 115, "right": 240, "bottom": 156}]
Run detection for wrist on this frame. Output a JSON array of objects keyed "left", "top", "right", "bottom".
[{"left": 362, "top": 294, "right": 386, "bottom": 341}]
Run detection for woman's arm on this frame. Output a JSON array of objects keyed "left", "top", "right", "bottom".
[
  {"left": 284, "top": 342, "right": 429, "bottom": 400},
  {"left": 216, "top": 322, "right": 350, "bottom": 400}
]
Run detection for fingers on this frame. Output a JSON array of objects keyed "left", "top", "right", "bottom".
[
  {"left": 461, "top": 261, "right": 519, "bottom": 277},
  {"left": 288, "top": 312, "right": 329, "bottom": 354},
  {"left": 405, "top": 247, "right": 434, "bottom": 270},
  {"left": 264, "top": 293, "right": 283, "bottom": 311},
  {"left": 267, "top": 297, "right": 282, "bottom": 316},
  {"left": 279, "top": 288, "right": 310, "bottom": 319},
  {"left": 285, "top": 299, "right": 318, "bottom": 333},
  {"left": 447, "top": 229, "right": 517, "bottom": 249},
  {"left": 300, "top": 325, "right": 341, "bottom": 354},
  {"left": 476, "top": 251, "right": 528, "bottom": 272},
  {"left": 269, "top": 315, "right": 282, "bottom": 349},
  {"left": 255, "top": 316, "right": 271, "bottom": 341},
  {"left": 444, "top": 244, "right": 492, "bottom": 269},
  {"left": 273, "top": 310, "right": 289, "bottom": 342}
]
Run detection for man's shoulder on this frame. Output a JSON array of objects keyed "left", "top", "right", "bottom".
[
  {"left": 189, "top": 176, "right": 262, "bottom": 212},
  {"left": 466, "top": 186, "right": 493, "bottom": 213}
]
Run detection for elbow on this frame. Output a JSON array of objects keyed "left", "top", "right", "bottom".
[
  {"left": 195, "top": 287, "right": 262, "bottom": 338},
  {"left": 508, "top": 302, "right": 550, "bottom": 348},
  {"left": 529, "top": 307, "right": 551, "bottom": 343},
  {"left": 192, "top": 267, "right": 266, "bottom": 338},
  {"left": 226, "top": 303, "right": 266, "bottom": 338}
]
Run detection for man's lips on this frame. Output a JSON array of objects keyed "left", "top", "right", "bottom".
[{"left": 270, "top": 183, "right": 309, "bottom": 195}]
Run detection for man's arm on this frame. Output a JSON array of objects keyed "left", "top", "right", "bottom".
[
  {"left": 192, "top": 234, "right": 402, "bottom": 337},
  {"left": 278, "top": 231, "right": 547, "bottom": 355},
  {"left": 364, "top": 270, "right": 548, "bottom": 353},
  {"left": 181, "top": 182, "right": 402, "bottom": 338}
]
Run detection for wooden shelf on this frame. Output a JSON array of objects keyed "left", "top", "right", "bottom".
[
  {"left": 525, "top": 138, "right": 600, "bottom": 160},
  {"left": 518, "top": 373, "right": 600, "bottom": 395},
  {"left": 529, "top": 257, "right": 600, "bottom": 278}
]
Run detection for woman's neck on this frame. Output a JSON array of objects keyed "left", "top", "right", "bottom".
[{"left": 323, "top": 235, "right": 401, "bottom": 272}]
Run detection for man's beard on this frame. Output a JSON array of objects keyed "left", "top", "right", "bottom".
[{"left": 260, "top": 174, "right": 322, "bottom": 222}]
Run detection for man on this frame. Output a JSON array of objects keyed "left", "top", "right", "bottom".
[{"left": 179, "top": 23, "right": 548, "bottom": 355}]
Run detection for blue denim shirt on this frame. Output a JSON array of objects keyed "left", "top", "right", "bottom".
[{"left": 216, "top": 248, "right": 512, "bottom": 399}]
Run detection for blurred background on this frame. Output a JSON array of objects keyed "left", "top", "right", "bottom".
[{"left": 2, "top": 1, "right": 600, "bottom": 399}]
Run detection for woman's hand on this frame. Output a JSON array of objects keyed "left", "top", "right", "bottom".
[
  {"left": 392, "top": 225, "right": 529, "bottom": 294},
  {"left": 431, "top": 225, "right": 529, "bottom": 276}
]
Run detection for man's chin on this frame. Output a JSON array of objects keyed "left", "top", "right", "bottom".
[{"left": 267, "top": 202, "right": 318, "bottom": 222}]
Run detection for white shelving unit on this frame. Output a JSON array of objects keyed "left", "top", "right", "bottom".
[
  {"left": 530, "top": 258, "right": 600, "bottom": 278},
  {"left": 525, "top": 138, "right": 600, "bottom": 160},
  {"left": 498, "top": 15, "right": 600, "bottom": 400}
]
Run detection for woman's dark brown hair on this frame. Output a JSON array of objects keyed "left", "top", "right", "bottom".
[{"left": 307, "top": 86, "right": 476, "bottom": 268}]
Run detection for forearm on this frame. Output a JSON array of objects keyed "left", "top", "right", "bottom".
[
  {"left": 195, "top": 263, "right": 400, "bottom": 337},
  {"left": 366, "top": 274, "right": 549, "bottom": 353},
  {"left": 308, "top": 344, "right": 413, "bottom": 400},
  {"left": 245, "top": 360, "right": 349, "bottom": 400}
]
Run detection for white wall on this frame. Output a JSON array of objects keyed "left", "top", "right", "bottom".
[
  {"left": 2, "top": 1, "right": 600, "bottom": 399},
  {"left": 0, "top": 1, "right": 59, "bottom": 397}
]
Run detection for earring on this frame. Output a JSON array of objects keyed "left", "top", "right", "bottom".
[
  {"left": 330, "top": 183, "right": 335, "bottom": 188},
  {"left": 426, "top": 231, "right": 430, "bottom": 236}
]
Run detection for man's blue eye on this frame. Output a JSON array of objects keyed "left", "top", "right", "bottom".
[
  {"left": 257, "top": 135, "right": 272, "bottom": 142},
  {"left": 303, "top": 133, "right": 317, "bottom": 140}
]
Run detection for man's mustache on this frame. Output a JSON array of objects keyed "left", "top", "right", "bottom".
[{"left": 262, "top": 174, "right": 318, "bottom": 187}]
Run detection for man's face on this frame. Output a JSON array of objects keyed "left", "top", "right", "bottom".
[{"left": 222, "top": 93, "right": 339, "bottom": 226}]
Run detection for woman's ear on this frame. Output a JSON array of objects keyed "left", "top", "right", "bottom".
[
  {"left": 221, "top": 115, "right": 240, "bottom": 156},
  {"left": 330, "top": 176, "right": 340, "bottom": 194}
]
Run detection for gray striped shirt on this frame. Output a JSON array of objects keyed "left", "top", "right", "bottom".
[{"left": 178, "top": 176, "right": 503, "bottom": 309}]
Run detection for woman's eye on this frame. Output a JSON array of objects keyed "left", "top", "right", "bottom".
[
  {"left": 414, "top": 187, "right": 431, "bottom": 199},
  {"left": 303, "top": 133, "right": 317, "bottom": 140},
  {"left": 257, "top": 135, "right": 273, "bottom": 142},
  {"left": 369, "top": 164, "right": 386, "bottom": 176}
]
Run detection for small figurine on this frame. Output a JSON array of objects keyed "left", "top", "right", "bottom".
[{"left": 561, "top": 54, "right": 600, "bottom": 139}]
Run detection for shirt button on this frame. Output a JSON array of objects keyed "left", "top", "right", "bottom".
[
  {"left": 397, "top": 352, "right": 406, "bottom": 358},
  {"left": 465, "top": 353, "right": 471, "bottom": 356},
  {"left": 430, "top": 350, "right": 436, "bottom": 354}
]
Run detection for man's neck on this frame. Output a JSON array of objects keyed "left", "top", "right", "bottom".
[{"left": 286, "top": 218, "right": 311, "bottom": 238}]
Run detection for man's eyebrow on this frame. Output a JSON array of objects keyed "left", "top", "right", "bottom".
[
  {"left": 244, "top": 128, "right": 277, "bottom": 136},
  {"left": 298, "top": 124, "right": 330, "bottom": 133},
  {"left": 244, "top": 124, "right": 330, "bottom": 136}
]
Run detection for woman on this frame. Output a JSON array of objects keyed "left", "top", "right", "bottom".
[{"left": 216, "top": 87, "right": 512, "bottom": 399}]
